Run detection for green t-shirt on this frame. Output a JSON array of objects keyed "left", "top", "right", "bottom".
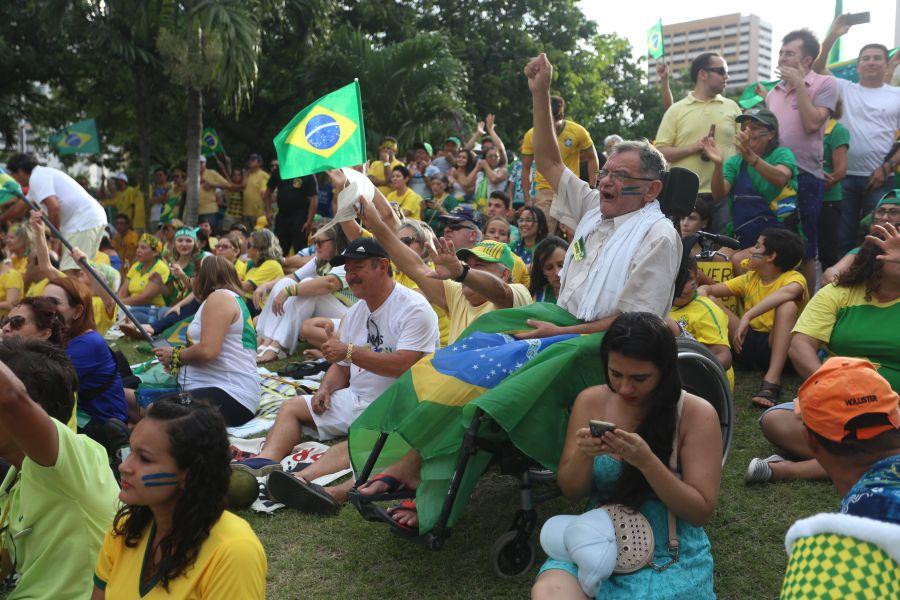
[
  {"left": 822, "top": 121, "right": 850, "bottom": 203},
  {"left": 723, "top": 146, "right": 798, "bottom": 209},
  {"left": 0, "top": 419, "right": 120, "bottom": 600}
]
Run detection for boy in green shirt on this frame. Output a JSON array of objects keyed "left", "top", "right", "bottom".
[
  {"left": 0, "top": 339, "right": 120, "bottom": 599},
  {"left": 819, "top": 113, "right": 850, "bottom": 269}
]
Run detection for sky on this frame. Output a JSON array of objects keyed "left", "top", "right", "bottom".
[{"left": 580, "top": 0, "right": 897, "bottom": 78}]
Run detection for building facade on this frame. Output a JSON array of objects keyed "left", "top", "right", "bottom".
[{"left": 647, "top": 13, "right": 773, "bottom": 92}]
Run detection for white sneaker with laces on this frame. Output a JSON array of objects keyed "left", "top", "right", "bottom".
[{"left": 744, "top": 454, "right": 784, "bottom": 484}]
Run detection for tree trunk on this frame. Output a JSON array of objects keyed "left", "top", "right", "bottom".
[
  {"left": 184, "top": 85, "right": 202, "bottom": 227},
  {"left": 136, "top": 72, "right": 152, "bottom": 232}
]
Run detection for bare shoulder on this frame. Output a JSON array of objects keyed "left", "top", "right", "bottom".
[
  {"left": 681, "top": 392, "right": 720, "bottom": 425},
  {"left": 573, "top": 384, "right": 614, "bottom": 411}
]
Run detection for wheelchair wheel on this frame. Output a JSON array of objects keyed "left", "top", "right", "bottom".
[
  {"left": 676, "top": 338, "right": 735, "bottom": 465},
  {"left": 490, "top": 530, "right": 535, "bottom": 578}
]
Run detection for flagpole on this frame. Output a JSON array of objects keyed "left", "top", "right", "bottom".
[
  {"left": 5, "top": 186, "right": 155, "bottom": 345},
  {"left": 354, "top": 78, "right": 367, "bottom": 165}
]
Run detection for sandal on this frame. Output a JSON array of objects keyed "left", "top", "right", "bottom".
[
  {"left": 266, "top": 471, "right": 341, "bottom": 515},
  {"left": 385, "top": 499, "right": 418, "bottom": 533},
  {"left": 751, "top": 380, "right": 781, "bottom": 408},
  {"left": 257, "top": 346, "right": 288, "bottom": 364},
  {"left": 357, "top": 473, "right": 409, "bottom": 499}
]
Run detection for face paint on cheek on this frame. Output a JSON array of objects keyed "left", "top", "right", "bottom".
[
  {"left": 750, "top": 253, "right": 765, "bottom": 260},
  {"left": 620, "top": 185, "right": 642, "bottom": 196},
  {"left": 141, "top": 472, "right": 180, "bottom": 487}
]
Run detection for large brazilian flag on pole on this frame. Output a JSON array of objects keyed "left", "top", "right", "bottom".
[
  {"left": 273, "top": 81, "right": 367, "bottom": 179},
  {"left": 348, "top": 303, "right": 606, "bottom": 534},
  {"left": 49, "top": 118, "right": 100, "bottom": 155}
]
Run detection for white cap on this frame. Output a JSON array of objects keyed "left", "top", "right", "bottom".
[
  {"left": 112, "top": 172, "right": 128, "bottom": 183},
  {"left": 198, "top": 155, "right": 207, "bottom": 163}
]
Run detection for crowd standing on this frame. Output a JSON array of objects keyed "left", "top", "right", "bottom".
[{"left": 0, "top": 12, "right": 897, "bottom": 599}]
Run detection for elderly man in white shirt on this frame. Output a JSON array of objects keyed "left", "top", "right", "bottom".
[{"left": 518, "top": 54, "right": 681, "bottom": 339}]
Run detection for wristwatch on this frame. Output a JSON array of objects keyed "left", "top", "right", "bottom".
[{"left": 452, "top": 263, "right": 470, "bottom": 283}]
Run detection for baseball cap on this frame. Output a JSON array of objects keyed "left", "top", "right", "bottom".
[
  {"left": 412, "top": 141, "right": 433, "bottom": 156},
  {"left": 445, "top": 136, "right": 462, "bottom": 147},
  {"left": 112, "top": 172, "right": 128, "bottom": 183},
  {"left": 876, "top": 189, "right": 900, "bottom": 208},
  {"left": 795, "top": 357, "right": 900, "bottom": 442},
  {"left": 736, "top": 107, "right": 779, "bottom": 130},
  {"left": 457, "top": 240, "right": 515, "bottom": 272},
  {"left": 330, "top": 237, "right": 390, "bottom": 266},
  {"left": 198, "top": 155, "right": 207, "bottom": 163},
  {"left": 439, "top": 205, "right": 484, "bottom": 229}
]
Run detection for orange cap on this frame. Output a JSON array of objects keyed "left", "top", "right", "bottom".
[{"left": 795, "top": 357, "right": 900, "bottom": 442}]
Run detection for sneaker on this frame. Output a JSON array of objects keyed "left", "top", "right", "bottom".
[
  {"left": 231, "top": 457, "right": 282, "bottom": 477},
  {"left": 744, "top": 455, "right": 784, "bottom": 484}
]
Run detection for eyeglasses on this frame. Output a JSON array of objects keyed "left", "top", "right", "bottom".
[
  {"left": 516, "top": 218, "right": 537, "bottom": 225},
  {"left": 874, "top": 207, "right": 900, "bottom": 220},
  {"left": 703, "top": 67, "right": 728, "bottom": 76},
  {"left": 0, "top": 315, "right": 27, "bottom": 330},
  {"left": 399, "top": 236, "right": 416, "bottom": 246},
  {"left": 597, "top": 169, "right": 658, "bottom": 183},
  {"left": 313, "top": 239, "right": 333, "bottom": 246}
]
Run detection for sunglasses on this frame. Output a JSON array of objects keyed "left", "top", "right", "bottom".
[
  {"left": 703, "top": 67, "right": 728, "bottom": 76},
  {"left": 1, "top": 315, "right": 27, "bottom": 330},
  {"left": 446, "top": 223, "right": 474, "bottom": 231},
  {"left": 399, "top": 236, "right": 416, "bottom": 246}
]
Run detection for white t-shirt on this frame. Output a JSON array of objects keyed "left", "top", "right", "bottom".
[
  {"left": 338, "top": 282, "right": 439, "bottom": 405},
  {"left": 836, "top": 79, "right": 900, "bottom": 176},
  {"left": 27, "top": 166, "right": 107, "bottom": 235}
]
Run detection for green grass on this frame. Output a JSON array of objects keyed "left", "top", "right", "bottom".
[{"left": 113, "top": 338, "right": 837, "bottom": 599}]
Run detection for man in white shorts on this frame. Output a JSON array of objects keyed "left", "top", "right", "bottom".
[
  {"left": 3, "top": 153, "right": 108, "bottom": 275},
  {"left": 233, "top": 238, "right": 439, "bottom": 510}
]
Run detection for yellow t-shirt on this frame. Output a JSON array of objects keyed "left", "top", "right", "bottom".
[
  {"left": 669, "top": 295, "right": 735, "bottom": 389},
  {"left": 443, "top": 280, "right": 533, "bottom": 343},
  {"left": 242, "top": 169, "right": 271, "bottom": 218},
  {"left": 200, "top": 169, "right": 231, "bottom": 215},
  {"left": 387, "top": 188, "right": 424, "bottom": 220},
  {"left": 92, "top": 250, "right": 111, "bottom": 266},
  {"left": 26, "top": 277, "right": 49, "bottom": 298},
  {"left": 511, "top": 253, "right": 530, "bottom": 288},
  {"left": 245, "top": 259, "right": 285, "bottom": 291},
  {"left": 394, "top": 266, "right": 450, "bottom": 347},
  {"left": 654, "top": 93, "right": 741, "bottom": 194},
  {"left": 0, "top": 267, "right": 24, "bottom": 313},
  {"left": 234, "top": 259, "right": 248, "bottom": 281},
  {"left": 369, "top": 158, "right": 405, "bottom": 197},
  {"left": 118, "top": 186, "right": 146, "bottom": 230},
  {"left": 113, "top": 230, "right": 139, "bottom": 266},
  {"left": 521, "top": 121, "right": 594, "bottom": 190},
  {"left": 92, "top": 296, "right": 118, "bottom": 336},
  {"left": 126, "top": 259, "right": 171, "bottom": 307},
  {"left": 94, "top": 511, "right": 266, "bottom": 600},
  {"left": 723, "top": 269, "right": 808, "bottom": 333},
  {"left": 11, "top": 254, "right": 28, "bottom": 275}
]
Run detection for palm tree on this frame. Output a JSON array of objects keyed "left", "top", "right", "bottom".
[{"left": 305, "top": 28, "right": 471, "bottom": 152}]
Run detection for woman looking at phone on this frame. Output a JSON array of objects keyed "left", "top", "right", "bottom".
[{"left": 532, "top": 312, "right": 722, "bottom": 600}]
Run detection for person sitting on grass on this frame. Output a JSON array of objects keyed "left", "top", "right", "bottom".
[
  {"left": 242, "top": 228, "right": 285, "bottom": 311},
  {"left": 230, "top": 238, "right": 439, "bottom": 513},
  {"left": 529, "top": 236, "right": 568, "bottom": 303},
  {"left": 698, "top": 228, "right": 807, "bottom": 408},
  {"left": 778, "top": 357, "right": 900, "bottom": 599},
  {"left": 117, "top": 233, "right": 171, "bottom": 324},
  {"left": 0, "top": 338, "right": 120, "bottom": 600},
  {"left": 153, "top": 256, "right": 261, "bottom": 427},
  {"left": 92, "top": 396, "right": 266, "bottom": 599},
  {"left": 670, "top": 255, "right": 734, "bottom": 388},
  {"left": 746, "top": 223, "right": 900, "bottom": 485},
  {"left": 531, "top": 312, "right": 722, "bottom": 600}
]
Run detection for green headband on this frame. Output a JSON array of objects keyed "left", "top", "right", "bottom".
[{"left": 174, "top": 227, "right": 198, "bottom": 241}]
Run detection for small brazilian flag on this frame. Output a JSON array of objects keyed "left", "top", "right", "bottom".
[
  {"left": 49, "top": 119, "right": 100, "bottom": 155},
  {"left": 201, "top": 128, "right": 225, "bottom": 157},
  {"left": 739, "top": 80, "right": 779, "bottom": 109},
  {"left": 273, "top": 81, "right": 367, "bottom": 179},
  {"left": 647, "top": 19, "right": 665, "bottom": 60}
]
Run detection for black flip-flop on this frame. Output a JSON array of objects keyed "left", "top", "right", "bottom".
[
  {"left": 356, "top": 473, "right": 413, "bottom": 502},
  {"left": 266, "top": 471, "right": 341, "bottom": 515},
  {"left": 278, "top": 359, "right": 329, "bottom": 379}
]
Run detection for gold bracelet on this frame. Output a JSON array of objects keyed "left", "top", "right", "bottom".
[{"left": 345, "top": 342, "right": 354, "bottom": 364}]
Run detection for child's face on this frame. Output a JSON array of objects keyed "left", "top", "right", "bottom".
[
  {"left": 747, "top": 236, "right": 771, "bottom": 271},
  {"left": 673, "top": 269, "right": 698, "bottom": 307},
  {"left": 680, "top": 211, "right": 706, "bottom": 237}
]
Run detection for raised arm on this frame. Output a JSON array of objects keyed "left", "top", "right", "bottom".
[
  {"left": 813, "top": 14, "right": 850, "bottom": 74},
  {"left": 0, "top": 358, "right": 60, "bottom": 467},
  {"left": 657, "top": 61, "right": 674, "bottom": 110},
  {"left": 485, "top": 114, "right": 508, "bottom": 166},
  {"left": 464, "top": 121, "right": 485, "bottom": 151},
  {"left": 524, "top": 54, "right": 565, "bottom": 193},
  {"left": 28, "top": 210, "right": 65, "bottom": 281},
  {"left": 426, "top": 238, "right": 516, "bottom": 308}
]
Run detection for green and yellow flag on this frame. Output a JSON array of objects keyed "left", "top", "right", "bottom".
[
  {"left": 273, "top": 81, "right": 367, "bottom": 179},
  {"left": 201, "top": 128, "right": 225, "bottom": 157},
  {"left": 647, "top": 19, "right": 665, "bottom": 60},
  {"left": 0, "top": 170, "right": 22, "bottom": 206},
  {"left": 49, "top": 118, "right": 100, "bottom": 155},
  {"left": 348, "top": 303, "right": 605, "bottom": 533}
]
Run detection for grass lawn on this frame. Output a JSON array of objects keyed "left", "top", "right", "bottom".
[{"left": 114, "top": 339, "right": 837, "bottom": 599}]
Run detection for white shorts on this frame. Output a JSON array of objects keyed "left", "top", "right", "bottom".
[
  {"left": 302, "top": 387, "right": 367, "bottom": 440},
  {"left": 59, "top": 225, "right": 106, "bottom": 271}
]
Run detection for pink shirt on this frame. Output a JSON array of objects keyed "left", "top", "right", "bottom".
[{"left": 766, "top": 71, "right": 838, "bottom": 178}]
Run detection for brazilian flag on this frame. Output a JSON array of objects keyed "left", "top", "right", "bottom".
[
  {"left": 0, "top": 170, "right": 22, "bottom": 206},
  {"left": 828, "top": 47, "right": 899, "bottom": 84},
  {"left": 273, "top": 81, "right": 367, "bottom": 179},
  {"left": 348, "top": 303, "right": 605, "bottom": 534},
  {"left": 49, "top": 119, "right": 100, "bottom": 155},
  {"left": 739, "top": 80, "right": 779, "bottom": 109},
  {"left": 647, "top": 19, "right": 665, "bottom": 60},
  {"left": 201, "top": 128, "right": 226, "bottom": 157}
]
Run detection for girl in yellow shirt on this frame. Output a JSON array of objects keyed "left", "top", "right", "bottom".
[
  {"left": 118, "top": 234, "right": 171, "bottom": 324},
  {"left": 93, "top": 398, "right": 266, "bottom": 599}
]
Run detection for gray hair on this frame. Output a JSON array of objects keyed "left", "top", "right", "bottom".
[
  {"left": 396, "top": 219, "right": 436, "bottom": 259},
  {"left": 609, "top": 140, "right": 668, "bottom": 180},
  {"left": 249, "top": 228, "right": 284, "bottom": 264},
  {"left": 604, "top": 134, "right": 624, "bottom": 147}
]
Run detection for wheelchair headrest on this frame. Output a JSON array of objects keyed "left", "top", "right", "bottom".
[{"left": 658, "top": 167, "right": 700, "bottom": 219}]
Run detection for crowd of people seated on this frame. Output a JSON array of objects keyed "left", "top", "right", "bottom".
[{"left": 0, "top": 12, "right": 897, "bottom": 598}]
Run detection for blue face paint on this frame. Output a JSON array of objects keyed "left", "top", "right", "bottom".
[
  {"left": 141, "top": 472, "right": 179, "bottom": 487},
  {"left": 621, "top": 192, "right": 643, "bottom": 196},
  {"left": 621, "top": 185, "right": 641, "bottom": 191}
]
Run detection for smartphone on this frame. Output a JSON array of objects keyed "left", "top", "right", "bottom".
[
  {"left": 845, "top": 12, "right": 870, "bottom": 26},
  {"left": 708, "top": 124, "right": 716, "bottom": 138},
  {"left": 589, "top": 419, "right": 617, "bottom": 437}
]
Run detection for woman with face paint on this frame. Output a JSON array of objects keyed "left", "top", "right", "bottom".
[{"left": 92, "top": 397, "right": 266, "bottom": 598}]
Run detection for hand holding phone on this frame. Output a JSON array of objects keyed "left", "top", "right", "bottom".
[
  {"left": 844, "top": 12, "right": 870, "bottom": 26},
  {"left": 589, "top": 419, "right": 616, "bottom": 437}
]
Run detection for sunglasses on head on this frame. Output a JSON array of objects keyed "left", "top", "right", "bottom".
[{"left": 1, "top": 315, "right": 26, "bottom": 330}]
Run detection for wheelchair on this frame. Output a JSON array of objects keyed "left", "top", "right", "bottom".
[{"left": 348, "top": 336, "right": 734, "bottom": 578}]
